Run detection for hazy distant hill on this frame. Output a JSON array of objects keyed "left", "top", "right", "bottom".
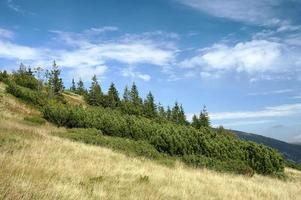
[{"left": 233, "top": 130, "right": 301, "bottom": 164}]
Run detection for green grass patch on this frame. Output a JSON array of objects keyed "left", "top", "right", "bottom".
[{"left": 23, "top": 116, "right": 46, "bottom": 126}]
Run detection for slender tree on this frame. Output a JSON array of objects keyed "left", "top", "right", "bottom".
[
  {"left": 199, "top": 105, "right": 210, "bottom": 127},
  {"left": 107, "top": 82, "right": 120, "bottom": 108},
  {"left": 87, "top": 75, "right": 103, "bottom": 106},
  {"left": 47, "top": 61, "right": 64, "bottom": 99},
  {"left": 70, "top": 78, "right": 76, "bottom": 92},
  {"left": 123, "top": 85, "right": 130, "bottom": 102},
  {"left": 76, "top": 79, "right": 86, "bottom": 95},
  {"left": 143, "top": 91, "right": 157, "bottom": 118}
]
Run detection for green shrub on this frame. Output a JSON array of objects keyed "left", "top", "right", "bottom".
[
  {"left": 43, "top": 103, "right": 284, "bottom": 175},
  {"left": 24, "top": 116, "right": 46, "bottom": 125},
  {"left": 12, "top": 72, "right": 41, "bottom": 90},
  {"left": 6, "top": 82, "right": 47, "bottom": 107}
]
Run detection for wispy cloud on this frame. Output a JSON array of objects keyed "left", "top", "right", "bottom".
[
  {"left": 7, "top": 0, "right": 21, "bottom": 13},
  {"left": 0, "top": 27, "right": 178, "bottom": 81},
  {"left": 0, "top": 28, "right": 14, "bottom": 39},
  {"left": 180, "top": 38, "right": 301, "bottom": 80},
  {"left": 177, "top": 0, "right": 300, "bottom": 31},
  {"left": 213, "top": 120, "right": 272, "bottom": 127},
  {"left": 248, "top": 89, "right": 293, "bottom": 96},
  {"left": 121, "top": 67, "right": 151, "bottom": 81},
  {"left": 210, "top": 103, "right": 301, "bottom": 120}
]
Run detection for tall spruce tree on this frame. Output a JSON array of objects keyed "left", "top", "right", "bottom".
[
  {"left": 123, "top": 85, "right": 130, "bottom": 102},
  {"left": 171, "top": 102, "right": 180, "bottom": 124},
  {"left": 107, "top": 82, "right": 120, "bottom": 108},
  {"left": 199, "top": 105, "right": 210, "bottom": 127},
  {"left": 143, "top": 91, "right": 157, "bottom": 118},
  {"left": 191, "top": 114, "right": 200, "bottom": 129},
  {"left": 70, "top": 78, "right": 76, "bottom": 92},
  {"left": 130, "top": 82, "right": 142, "bottom": 105},
  {"left": 47, "top": 61, "right": 64, "bottom": 99},
  {"left": 76, "top": 79, "right": 86, "bottom": 95},
  {"left": 166, "top": 106, "right": 172, "bottom": 120},
  {"left": 87, "top": 75, "right": 103, "bottom": 106},
  {"left": 157, "top": 103, "right": 166, "bottom": 119},
  {"left": 179, "top": 104, "right": 187, "bottom": 125}
]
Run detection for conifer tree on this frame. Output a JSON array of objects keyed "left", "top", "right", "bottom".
[
  {"left": 171, "top": 102, "right": 180, "bottom": 124},
  {"left": 123, "top": 85, "right": 130, "bottom": 102},
  {"left": 76, "top": 79, "right": 86, "bottom": 95},
  {"left": 191, "top": 114, "right": 200, "bottom": 129},
  {"left": 157, "top": 103, "right": 166, "bottom": 119},
  {"left": 199, "top": 105, "right": 210, "bottom": 127},
  {"left": 70, "top": 78, "right": 76, "bottom": 92},
  {"left": 87, "top": 75, "right": 103, "bottom": 106},
  {"left": 179, "top": 104, "right": 187, "bottom": 125},
  {"left": 107, "top": 82, "right": 120, "bottom": 108},
  {"left": 166, "top": 106, "right": 172, "bottom": 120},
  {"left": 130, "top": 82, "right": 142, "bottom": 105},
  {"left": 47, "top": 61, "right": 64, "bottom": 99},
  {"left": 143, "top": 91, "right": 157, "bottom": 118}
]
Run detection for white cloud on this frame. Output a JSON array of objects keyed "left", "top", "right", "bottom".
[
  {"left": 0, "top": 28, "right": 14, "bottom": 39},
  {"left": 177, "top": 0, "right": 298, "bottom": 29},
  {"left": 211, "top": 103, "right": 301, "bottom": 120},
  {"left": 7, "top": 0, "right": 21, "bottom": 12},
  {"left": 0, "top": 40, "right": 41, "bottom": 60},
  {"left": 213, "top": 120, "right": 272, "bottom": 127},
  {"left": 121, "top": 67, "right": 151, "bottom": 81},
  {"left": 248, "top": 89, "right": 293, "bottom": 96},
  {"left": 0, "top": 28, "right": 178, "bottom": 81},
  {"left": 181, "top": 40, "right": 286, "bottom": 73},
  {"left": 68, "top": 65, "right": 108, "bottom": 80}
]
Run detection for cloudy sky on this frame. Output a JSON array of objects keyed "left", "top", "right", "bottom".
[{"left": 0, "top": 0, "right": 301, "bottom": 142}]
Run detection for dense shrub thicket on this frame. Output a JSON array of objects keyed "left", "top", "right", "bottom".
[
  {"left": 42, "top": 102, "right": 284, "bottom": 175},
  {"left": 6, "top": 81, "right": 47, "bottom": 107}
]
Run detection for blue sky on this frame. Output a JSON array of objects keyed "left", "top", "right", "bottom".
[{"left": 0, "top": 0, "right": 301, "bottom": 142}]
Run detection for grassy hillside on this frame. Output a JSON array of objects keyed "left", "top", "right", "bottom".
[
  {"left": 1, "top": 83, "right": 301, "bottom": 199},
  {"left": 233, "top": 130, "right": 301, "bottom": 163}
]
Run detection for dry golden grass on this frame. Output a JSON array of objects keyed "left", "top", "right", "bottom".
[
  {"left": 0, "top": 83, "right": 300, "bottom": 200},
  {"left": 63, "top": 91, "right": 86, "bottom": 106}
]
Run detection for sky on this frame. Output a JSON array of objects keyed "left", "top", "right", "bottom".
[{"left": 0, "top": 0, "right": 301, "bottom": 143}]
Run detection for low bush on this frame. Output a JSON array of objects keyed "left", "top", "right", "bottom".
[
  {"left": 43, "top": 103, "right": 284, "bottom": 175},
  {"left": 6, "top": 82, "right": 47, "bottom": 107}
]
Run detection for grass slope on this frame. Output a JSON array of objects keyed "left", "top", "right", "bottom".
[{"left": 1, "top": 83, "right": 301, "bottom": 199}]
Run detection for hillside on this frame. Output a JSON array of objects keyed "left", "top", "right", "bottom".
[
  {"left": 233, "top": 130, "right": 301, "bottom": 164},
  {"left": 1, "top": 84, "right": 301, "bottom": 200}
]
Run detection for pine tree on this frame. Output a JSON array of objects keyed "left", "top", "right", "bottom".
[
  {"left": 191, "top": 114, "right": 200, "bottom": 129},
  {"left": 130, "top": 82, "right": 142, "bottom": 105},
  {"left": 122, "top": 85, "right": 130, "bottom": 102},
  {"left": 166, "top": 106, "right": 172, "bottom": 120},
  {"left": 107, "top": 82, "right": 120, "bottom": 108},
  {"left": 87, "top": 75, "right": 103, "bottom": 106},
  {"left": 157, "top": 103, "right": 166, "bottom": 119},
  {"left": 76, "top": 79, "right": 86, "bottom": 95},
  {"left": 199, "top": 105, "right": 210, "bottom": 127},
  {"left": 171, "top": 102, "right": 180, "bottom": 124},
  {"left": 47, "top": 61, "right": 64, "bottom": 99},
  {"left": 179, "top": 104, "right": 187, "bottom": 125},
  {"left": 143, "top": 91, "right": 157, "bottom": 118},
  {"left": 70, "top": 78, "right": 76, "bottom": 92}
]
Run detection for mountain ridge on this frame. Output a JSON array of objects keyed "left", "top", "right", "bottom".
[{"left": 233, "top": 130, "right": 301, "bottom": 164}]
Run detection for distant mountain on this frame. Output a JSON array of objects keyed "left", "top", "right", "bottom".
[{"left": 232, "top": 130, "right": 301, "bottom": 164}]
